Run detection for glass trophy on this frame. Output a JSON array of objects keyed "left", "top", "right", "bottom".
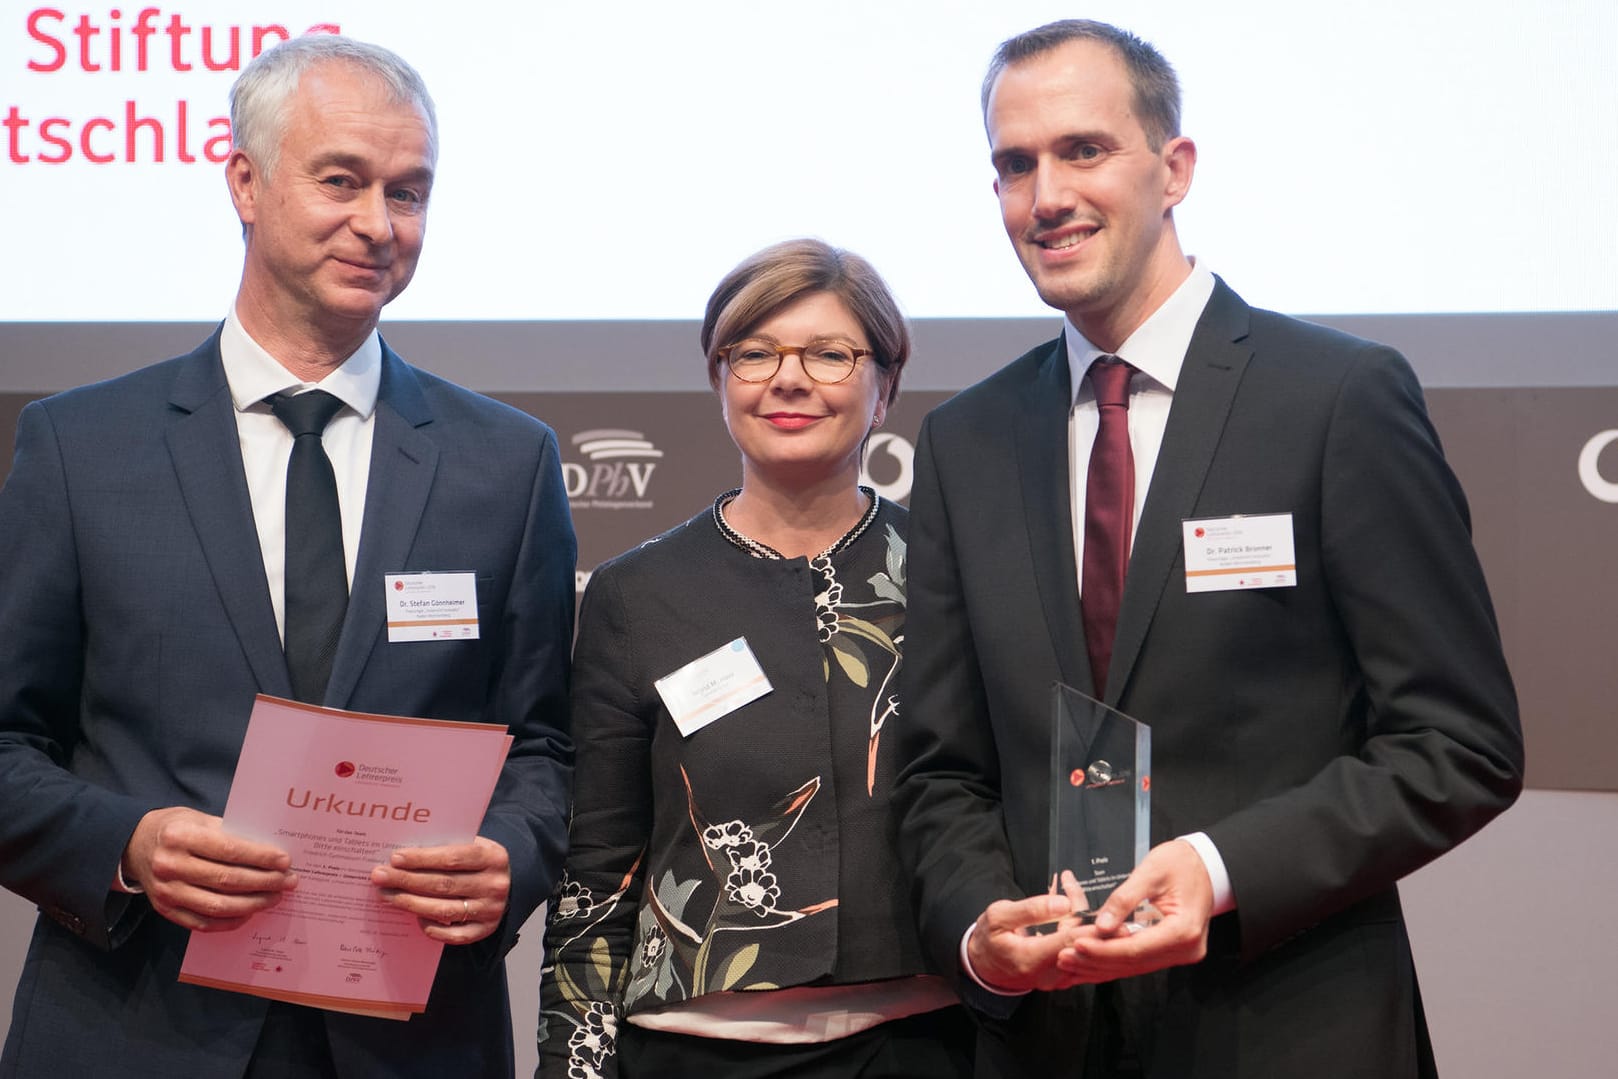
[{"left": 1047, "top": 682, "right": 1159, "bottom": 927}]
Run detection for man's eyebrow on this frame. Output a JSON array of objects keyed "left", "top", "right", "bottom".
[
  {"left": 307, "top": 151, "right": 435, "bottom": 184},
  {"left": 992, "top": 130, "right": 1118, "bottom": 169}
]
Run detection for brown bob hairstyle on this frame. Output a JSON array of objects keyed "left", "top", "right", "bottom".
[{"left": 700, "top": 238, "right": 910, "bottom": 407}]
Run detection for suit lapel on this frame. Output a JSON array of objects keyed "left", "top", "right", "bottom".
[
  {"left": 324, "top": 345, "right": 438, "bottom": 709},
  {"left": 1109, "top": 281, "right": 1253, "bottom": 703},
  {"left": 1015, "top": 338, "right": 1094, "bottom": 693},
  {"left": 165, "top": 334, "right": 293, "bottom": 698}
]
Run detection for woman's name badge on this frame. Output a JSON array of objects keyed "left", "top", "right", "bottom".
[
  {"left": 1182, "top": 514, "right": 1297, "bottom": 592},
  {"left": 384, "top": 571, "right": 479, "bottom": 641},
  {"left": 655, "top": 637, "right": 773, "bottom": 737}
]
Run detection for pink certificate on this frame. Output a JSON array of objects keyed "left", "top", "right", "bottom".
[{"left": 179, "top": 695, "right": 512, "bottom": 1019}]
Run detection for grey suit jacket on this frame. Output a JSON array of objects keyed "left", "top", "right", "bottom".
[
  {"left": 894, "top": 280, "right": 1523, "bottom": 1077},
  {"left": 0, "top": 331, "right": 575, "bottom": 1077}
]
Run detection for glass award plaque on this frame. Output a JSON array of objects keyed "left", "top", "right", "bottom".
[{"left": 1048, "top": 682, "right": 1153, "bottom": 921}]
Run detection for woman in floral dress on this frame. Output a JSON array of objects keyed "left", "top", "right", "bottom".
[{"left": 539, "top": 240, "right": 970, "bottom": 1077}]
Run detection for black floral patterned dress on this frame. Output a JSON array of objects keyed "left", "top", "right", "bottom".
[{"left": 539, "top": 493, "right": 938, "bottom": 1078}]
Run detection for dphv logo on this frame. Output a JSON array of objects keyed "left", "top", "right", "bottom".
[{"left": 563, "top": 429, "right": 662, "bottom": 504}]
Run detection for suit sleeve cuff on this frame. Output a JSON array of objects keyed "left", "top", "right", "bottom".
[{"left": 1179, "top": 831, "right": 1235, "bottom": 915}]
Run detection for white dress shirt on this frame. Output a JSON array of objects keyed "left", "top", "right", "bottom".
[
  {"left": 219, "top": 309, "right": 381, "bottom": 644},
  {"left": 1064, "top": 262, "right": 1214, "bottom": 581}
]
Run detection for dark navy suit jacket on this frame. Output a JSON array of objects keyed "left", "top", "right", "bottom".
[
  {"left": 894, "top": 280, "right": 1524, "bottom": 1077},
  {"left": 0, "top": 332, "right": 575, "bottom": 1077}
]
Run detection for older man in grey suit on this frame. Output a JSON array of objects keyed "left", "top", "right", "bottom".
[{"left": 0, "top": 35, "right": 574, "bottom": 1077}]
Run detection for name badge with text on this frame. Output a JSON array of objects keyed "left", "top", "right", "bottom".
[
  {"left": 655, "top": 637, "right": 773, "bottom": 737},
  {"left": 1182, "top": 514, "right": 1297, "bottom": 593},
  {"left": 385, "top": 572, "right": 479, "bottom": 642}
]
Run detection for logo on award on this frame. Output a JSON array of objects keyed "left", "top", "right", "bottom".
[
  {"left": 334, "top": 761, "right": 356, "bottom": 778},
  {"left": 1074, "top": 758, "right": 1130, "bottom": 789}
]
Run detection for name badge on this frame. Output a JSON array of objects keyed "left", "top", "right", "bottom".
[
  {"left": 654, "top": 637, "right": 773, "bottom": 737},
  {"left": 385, "top": 572, "right": 479, "bottom": 641},
  {"left": 1182, "top": 514, "right": 1297, "bottom": 592}
]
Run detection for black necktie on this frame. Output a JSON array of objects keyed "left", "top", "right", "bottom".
[
  {"left": 1081, "top": 357, "right": 1135, "bottom": 698},
  {"left": 269, "top": 391, "right": 348, "bottom": 704}
]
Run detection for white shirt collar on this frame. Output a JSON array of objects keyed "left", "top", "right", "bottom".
[
  {"left": 1064, "top": 259, "right": 1217, "bottom": 404},
  {"left": 219, "top": 307, "right": 382, "bottom": 419}
]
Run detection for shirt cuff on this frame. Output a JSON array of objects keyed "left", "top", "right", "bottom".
[
  {"left": 1178, "top": 831, "right": 1234, "bottom": 915},
  {"left": 111, "top": 860, "right": 143, "bottom": 895},
  {"left": 960, "top": 921, "right": 1029, "bottom": 997}
]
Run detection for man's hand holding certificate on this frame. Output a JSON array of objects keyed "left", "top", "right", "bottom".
[
  {"left": 370, "top": 833, "right": 512, "bottom": 946},
  {"left": 178, "top": 696, "right": 513, "bottom": 1019}
]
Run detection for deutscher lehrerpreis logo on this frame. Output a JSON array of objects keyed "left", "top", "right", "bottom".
[
  {"left": 328, "top": 760, "right": 404, "bottom": 787},
  {"left": 563, "top": 429, "right": 663, "bottom": 510}
]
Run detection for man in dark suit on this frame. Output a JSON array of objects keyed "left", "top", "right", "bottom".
[
  {"left": 0, "top": 34, "right": 574, "bottom": 1077},
  {"left": 893, "top": 20, "right": 1524, "bottom": 1077}
]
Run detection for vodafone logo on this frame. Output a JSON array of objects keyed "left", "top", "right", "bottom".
[
  {"left": 861, "top": 433, "right": 915, "bottom": 502},
  {"left": 1194, "top": 527, "right": 1206, "bottom": 538},
  {"left": 334, "top": 761, "right": 355, "bottom": 779},
  {"left": 393, "top": 580, "right": 405, "bottom": 591},
  {"left": 1578, "top": 430, "right": 1618, "bottom": 503}
]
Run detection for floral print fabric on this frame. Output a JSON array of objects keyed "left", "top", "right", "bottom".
[{"left": 539, "top": 501, "right": 912, "bottom": 1078}]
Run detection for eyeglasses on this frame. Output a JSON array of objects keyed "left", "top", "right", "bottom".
[{"left": 717, "top": 336, "right": 873, "bottom": 385}]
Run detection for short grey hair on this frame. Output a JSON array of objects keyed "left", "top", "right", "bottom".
[
  {"left": 982, "top": 19, "right": 1181, "bottom": 151},
  {"left": 229, "top": 34, "right": 438, "bottom": 176}
]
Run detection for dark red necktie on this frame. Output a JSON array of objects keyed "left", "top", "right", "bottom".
[{"left": 1081, "top": 357, "right": 1135, "bottom": 698}]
